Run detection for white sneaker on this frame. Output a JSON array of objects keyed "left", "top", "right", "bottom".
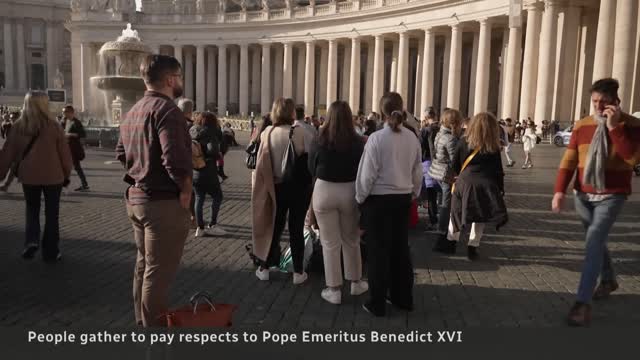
[
  {"left": 292, "top": 272, "right": 308, "bottom": 285},
  {"left": 255, "top": 267, "right": 269, "bottom": 281},
  {"left": 321, "top": 288, "right": 342, "bottom": 305},
  {"left": 207, "top": 225, "right": 227, "bottom": 236},
  {"left": 351, "top": 280, "right": 369, "bottom": 296},
  {"left": 195, "top": 228, "right": 207, "bottom": 237}
]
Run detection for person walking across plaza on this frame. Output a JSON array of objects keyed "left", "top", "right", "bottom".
[
  {"left": 438, "top": 112, "right": 508, "bottom": 260},
  {"left": 0, "top": 112, "right": 18, "bottom": 192},
  {"left": 190, "top": 112, "right": 226, "bottom": 237},
  {"left": 503, "top": 118, "right": 516, "bottom": 167},
  {"left": 309, "top": 100, "right": 368, "bottom": 305},
  {"left": 356, "top": 92, "right": 422, "bottom": 317},
  {"left": 552, "top": 78, "right": 640, "bottom": 327},
  {"left": 521, "top": 120, "right": 537, "bottom": 169},
  {"left": 62, "top": 106, "right": 89, "bottom": 191},
  {"left": 0, "top": 91, "right": 72, "bottom": 261},
  {"left": 429, "top": 109, "right": 463, "bottom": 251},
  {"left": 419, "top": 107, "right": 440, "bottom": 229},
  {"left": 115, "top": 54, "right": 193, "bottom": 327},
  {"left": 252, "top": 98, "right": 310, "bottom": 285}
]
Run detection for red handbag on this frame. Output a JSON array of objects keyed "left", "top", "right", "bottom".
[
  {"left": 164, "top": 292, "right": 237, "bottom": 328},
  {"left": 409, "top": 200, "right": 419, "bottom": 228}
]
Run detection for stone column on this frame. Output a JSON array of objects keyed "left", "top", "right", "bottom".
[
  {"left": 252, "top": 47, "right": 262, "bottom": 111},
  {"left": 365, "top": 40, "right": 375, "bottom": 113},
  {"left": 502, "top": 25, "right": 523, "bottom": 121},
  {"left": 468, "top": 31, "right": 479, "bottom": 115},
  {"left": 46, "top": 21, "right": 58, "bottom": 88},
  {"left": 441, "top": 33, "right": 451, "bottom": 110},
  {"left": 349, "top": 37, "right": 361, "bottom": 113},
  {"left": 319, "top": 44, "right": 329, "bottom": 107},
  {"left": 447, "top": 24, "right": 462, "bottom": 110},
  {"left": 184, "top": 49, "right": 194, "bottom": 100},
  {"left": 414, "top": 38, "right": 424, "bottom": 115},
  {"left": 217, "top": 45, "right": 228, "bottom": 116},
  {"left": 473, "top": 19, "right": 492, "bottom": 114},
  {"left": 497, "top": 28, "right": 509, "bottom": 119},
  {"left": 207, "top": 47, "right": 217, "bottom": 108},
  {"left": 3, "top": 19, "right": 14, "bottom": 90},
  {"left": 174, "top": 45, "right": 183, "bottom": 66},
  {"left": 397, "top": 31, "right": 410, "bottom": 103},
  {"left": 592, "top": 0, "right": 617, "bottom": 80},
  {"left": 421, "top": 28, "right": 435, "bottom": 114},
  {"left": 555, "top": 5, "right": 581, "bottom": 122},
  {"left": 304, "top": 41, "right": 316, "bottom": 115},
  {"left": 229, "top": 48, "right": 239, "bottom": 106},
  {"left": 71, "top": 43, "right": 81, "bottom": 109},
  {"left": 390, "top": 38, "right": 399, "bottom": 92},
  {"left": 295, "top": 46, "right": 305, "bottom": 104},
  {"left": 196, "top": 45, "right": 206, "bottom": 110},
  {"left": 261, "top": 44, "right": 271, "bottom": 115},
  {"left": 239, "top": 44, "right": 249, "bottom": 116},
  {"left": 283, "top": 42, "right": 293, "bottom": 98},
  {"left": 574, "top": 10, "right": 598, "bottom": 120},
  {"left": 612, "top": 0, "right": 638, "bottom": 111},
  {"left": 341, "top": 43, "right": 351, "bottom": 101},
  {"left": 15, "top": 21, "right": 27, "bottom": 90},
  {"left": 534, "top": 1, "right": 559, "bottom": 126},
  {"left": 327, "top": 39, "right": 338, "bottom": 106},
  {"left": 372, "top": 35, "right": 384, "bottom": 113},
  {"left": 80, "top": 43, "right": 94, "bottom": 112},
  {"left": 273, "top": 45, "right": 284, "bottom": 99},
  {"left": 519, "top": 4, "right": 542, "bottom": 121}
]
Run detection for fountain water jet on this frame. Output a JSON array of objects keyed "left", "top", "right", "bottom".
[{"left": 90, "top": 23, "right": 150, "bottom": 126}]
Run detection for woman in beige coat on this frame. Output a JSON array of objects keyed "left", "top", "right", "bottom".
[
  {"left": 251, "top": 98, "right": 309, "bottom": 285},
  {"left": 0, "top": 91, "right": 72, "bottom": 261}
]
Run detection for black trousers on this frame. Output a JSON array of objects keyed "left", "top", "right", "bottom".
[
  {"left": 362, "top": 194, "right": 414, "bottom": 314},
  {"left": 264, "top": 182, "right": 311, "bottom": 273},
  {"left": 73, "top": 158, "right": 88, "bottom": 187},
  {"left": 425, "top": 187, "right": 439, "bottom": 225},
  {"left": 23, "top": 184, "right": 62, "bottom": 259}
]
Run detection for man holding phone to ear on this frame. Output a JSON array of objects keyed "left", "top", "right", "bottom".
[{"left": 552, "top": 78, "right": 640, "bottom": 327}]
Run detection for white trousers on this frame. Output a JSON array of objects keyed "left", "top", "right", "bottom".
[
  {"left": 504, "top": 143, "right": 513, "bottom": 164},
  {"left": 312, "top": 179, "right": 362, "bottom": 287},
  {"left": 447, "top": 219, "right": 485, "bottom": 248}
]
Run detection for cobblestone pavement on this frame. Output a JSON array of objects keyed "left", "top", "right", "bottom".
[{"left": 1, "top": 133, "right": 639, "bottom": 328}]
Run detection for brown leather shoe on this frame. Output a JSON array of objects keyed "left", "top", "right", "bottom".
[
  {"left": 567, "top": 302, "right": 591, "bottom": 327},
  {"left": 593, "top": 280, "right": 619, "bottom": 300}
]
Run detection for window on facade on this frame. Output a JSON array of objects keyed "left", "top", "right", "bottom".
[
  {"left": 31, "top": 23, "right": 43, "bottom": 45},
  {"left": 30, "top": 64, "right": 45, "bottom": 90}
]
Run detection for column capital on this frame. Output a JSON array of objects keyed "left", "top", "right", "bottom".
[
  {"left": 218, "top": 44, "right": 228, "bottom": 49},
  {"left": 261, "top": 43, "right": 271, "bottom": 49},
  {"left": 450, "top": 23, "right": 462, "bottom": 31},
  {"left": 327, "top": 39, "right": 338, "bottom": 45},
  {"left": 351, "top": 36, "right": 361, "bottom": 43},
  {"left": 478, "top": 17, "right": 493, "bottom": 25},
  {"left": 196, "top": 44, "right": 206, "bottom": 50},
  {"left": 424, "top": 27, "right": 434, "bottom": 34},
  {"left": 240, "top": 43, "right": 249, "bottom": 49},
  {"left": 524, "top": 2, "right": 544, "bottom": 12},
  {"left": 305, "top": 39, "right": 315, "bottom": 45}
]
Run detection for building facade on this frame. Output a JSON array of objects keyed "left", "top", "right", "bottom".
[
  {"left": 0, "top": 0, "right": 72, "bottom": 106},
  {"left": 66, "top": 0, "right": 640, "bottom": 125}
]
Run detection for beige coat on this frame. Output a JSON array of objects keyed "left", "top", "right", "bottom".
[{"left": 251, "top": 127, "right": 277, "bottom": 262}]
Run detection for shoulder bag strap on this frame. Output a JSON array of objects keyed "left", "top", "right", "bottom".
[{"left": 451, "top": 148, "right": 480, "bottom": 194}]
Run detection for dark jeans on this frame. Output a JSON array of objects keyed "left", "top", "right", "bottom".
[
  {"left": 437, "top": 181, "right": 451, "bottom": 234},
  {"left": 264, "top": 182, "right": 310, "bottom": 273},
  {"left": 425, "top": 187, "right": 439, "bottom": 225},
  {"left": 23, "top": 184, "right": 62, "bottom": 259},
  {"left": 194, "top": 180, "right": 223, "bottom": 229},
  {"left": 73, "top": 159, "right": 88, "bottom": 187},
  {"left": 362, "top": 194, "right": 414, "bottom": 315}
]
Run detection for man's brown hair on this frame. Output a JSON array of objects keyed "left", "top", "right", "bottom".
[{"left": 140, "top": 54, "right": 181, "bottom": 87}]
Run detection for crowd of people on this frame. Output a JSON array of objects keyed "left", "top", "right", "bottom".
[{"left": 0, "top": 53, "right": 638, "bottom": 328}]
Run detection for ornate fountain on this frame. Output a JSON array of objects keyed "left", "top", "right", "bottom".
[{"left": 90, "top": 23, "right": 150, "bottom": 126}]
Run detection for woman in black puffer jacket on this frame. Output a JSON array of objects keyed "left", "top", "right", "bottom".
[{"left": 190, "top": 112, "right": 226, "bottom": 237}]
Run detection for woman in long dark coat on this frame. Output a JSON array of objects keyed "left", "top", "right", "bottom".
[{"left": 440, "top": 112, "right": 508, "bottom": 260}]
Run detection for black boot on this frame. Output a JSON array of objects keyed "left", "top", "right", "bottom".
[
  {"left": 467, "top": 246, "right": 479, "bottom": 261},
  {"left": 433, "top": 234, "right": 456, "bottom": 254}
]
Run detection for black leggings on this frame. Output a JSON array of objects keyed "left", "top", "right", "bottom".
[{"left": 264, "top": 183, "right": 311, "bottom": 273}]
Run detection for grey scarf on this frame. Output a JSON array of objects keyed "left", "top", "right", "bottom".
[{"left": 582, "top": 115, "right": 608, "bottom": 192}]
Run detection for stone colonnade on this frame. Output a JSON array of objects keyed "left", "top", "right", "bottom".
[{"left": 74, "top": 0, "right": 640, "bottom": 126}]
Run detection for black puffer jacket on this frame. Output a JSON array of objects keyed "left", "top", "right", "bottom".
[{"left": 189, "top": 124, "right": 220, "bottom": 187}]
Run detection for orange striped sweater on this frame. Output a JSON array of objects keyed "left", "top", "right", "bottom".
[{"left": 554, "top": 113, "right": 640, "bottom": 195}]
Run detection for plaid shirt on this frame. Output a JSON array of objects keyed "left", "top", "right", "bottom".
[{"left": 116, "top": 91, "right": 191, "bottom": 204}]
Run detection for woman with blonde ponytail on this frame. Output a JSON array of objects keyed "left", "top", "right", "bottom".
[
  {"left": 355, "top": 92, "right": 423, "bottom": 317},
  {"left": 0, "top": 91, "right": 72, "bottom": 261}
]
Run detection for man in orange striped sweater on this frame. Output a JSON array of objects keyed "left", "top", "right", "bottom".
[{"left": 552, "top": 78, "right": 640, "bottom": 327}]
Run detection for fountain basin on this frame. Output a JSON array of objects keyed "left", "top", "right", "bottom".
[{"left": 90, "top": 76, "right": 146, "bottom": 92}]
